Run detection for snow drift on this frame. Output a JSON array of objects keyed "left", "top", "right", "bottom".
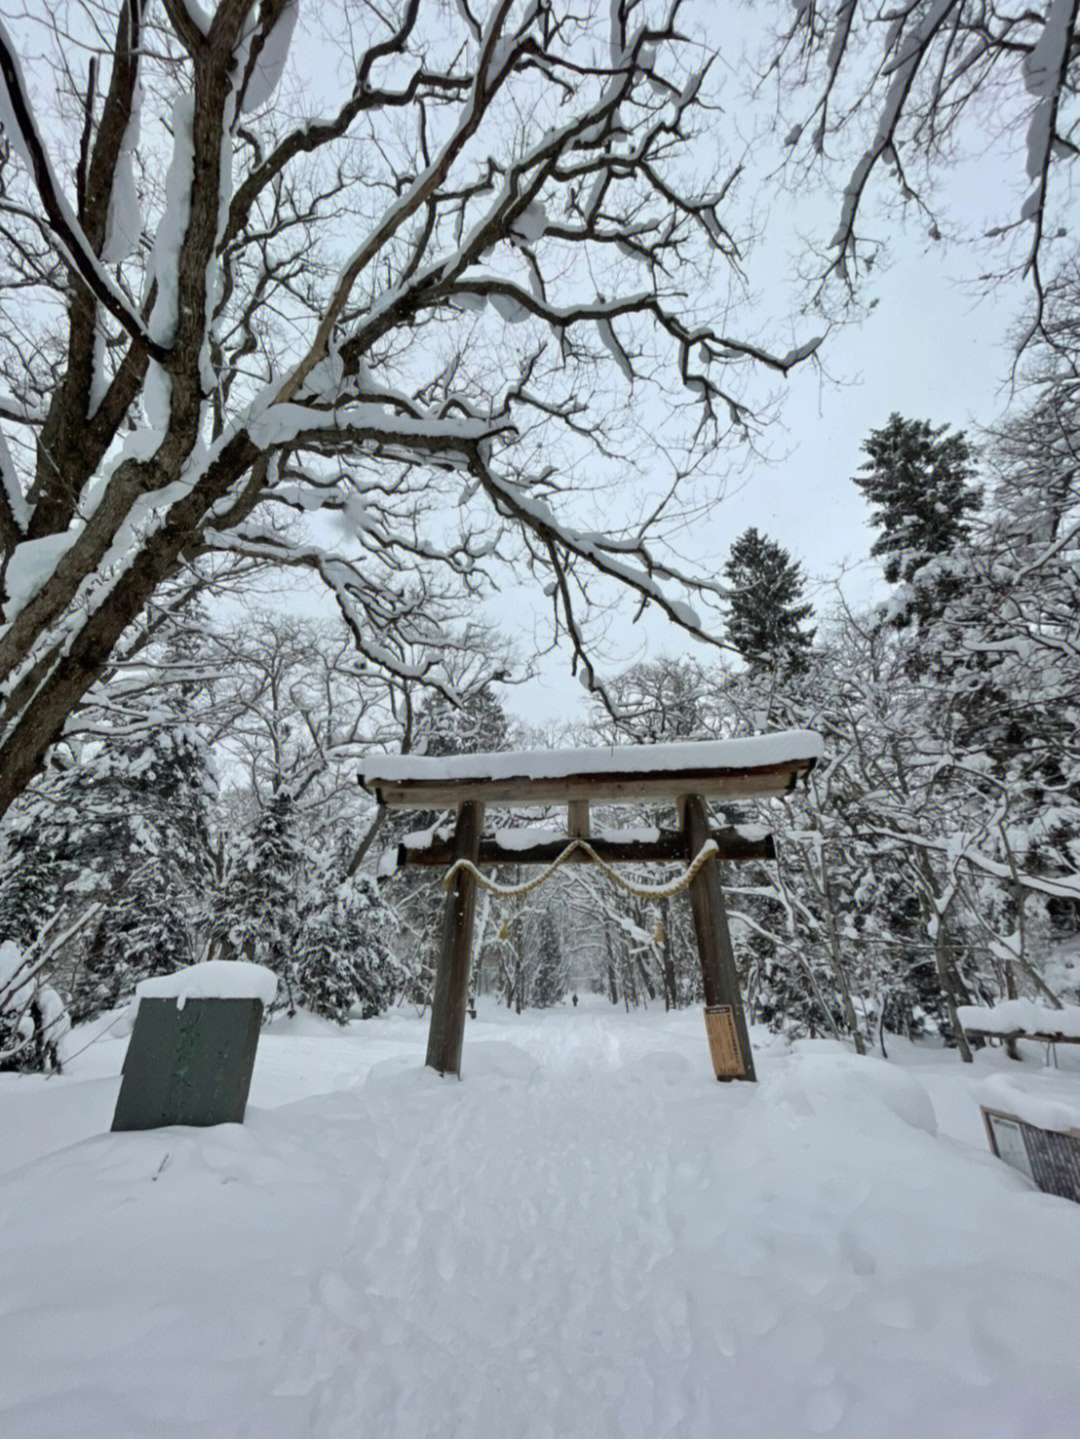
[{"left": 1, "top": 1002, "right": 1077, "bottom": 1437}]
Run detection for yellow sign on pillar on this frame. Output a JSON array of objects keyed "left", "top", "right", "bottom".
[{"left": 704, "top": 1005, "right": 746, "bottom": 1080}]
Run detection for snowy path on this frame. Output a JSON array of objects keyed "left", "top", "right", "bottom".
[{"left": 1, "top": 1002, "right": 1078, "bottom": 1438}]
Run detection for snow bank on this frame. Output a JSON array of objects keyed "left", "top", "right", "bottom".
[
  {"left": 362, "top": 730, "right": 823, "bottom": 785},
  {"left": 133, "top": 960, "right": 277, "bottom": 1014},
  {"left": 3, "top": 1006, "right": 1080, "bottom": 1437},
  {"left": 769, "top": 1042, "right": 939, "bottom": 1136},
  {"left": 958, "top": 999, "right": 1080, "bottom": 1039}
]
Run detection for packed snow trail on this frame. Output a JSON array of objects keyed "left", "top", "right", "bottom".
[{"left": 1, "top": 1001, "right": 1078, "bottom": 1437}]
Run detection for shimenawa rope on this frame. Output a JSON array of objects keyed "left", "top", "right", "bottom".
[{"left": 442, "top": 838, "right": 719, "bottom": 901}]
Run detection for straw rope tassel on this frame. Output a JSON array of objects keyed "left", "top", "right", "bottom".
[{"left": 442, "top": 838, "right": 720, "bottom": 901}]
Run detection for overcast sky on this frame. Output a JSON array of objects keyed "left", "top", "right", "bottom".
[
  {"left": 497, "top": 207, "right": 1029, "bottom": 730},
  {"left": 483, "top": 10, "right": 1041, "bottom": 731}
]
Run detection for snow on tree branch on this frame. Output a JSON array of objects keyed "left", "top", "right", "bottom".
[
  {"left": 0, "top": 11, "right": 166, "bottom": 360},
  {"left": 0, "top": 0, "right": 822, "bottom": 823},
  {"left": 776, "top": 0, "right": 1080, "bottom": 301}
]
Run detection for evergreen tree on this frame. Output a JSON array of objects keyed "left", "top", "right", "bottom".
[
  {"left": 750, "top": 938, "right": 845, "bottom": 1042},
  {"left": 73, "top": 897, "right": 194, "bottom": 1024},
  {"left": 723, "top": 528, "right": 815, "bottom": 672},
  {"left": 0, "top": 617, "right": 221, "bottom": 1037},
  {"left": 853, "top": 415, "right": 981, "bottom": 622},
  {"left": 399, "top": 684, "right": 511, "bottom": 855},
  {"left": 68, "top": 720, "right": 217, "bottom": 1020},
  {"left": 531, "top": 910, "right": 566, "bottom": 1008},
  {"left": 0, "top": 838, "right": 57, "bottom": 954},
  {"left": 0, "top": 716, "right": 219, "bottom": 1024},
  {"left": 293, "top": 872, "right": 402, "bottom": 1023},
  {"left": 416, "top": 685, "right": 510, "bottom": 758},
  {"left": 917, "top": 367, "right": 1080, "bottom": 939},
  {"left": 220, "top": 784, "right": 307, "bottom": 1015},
  {"left": 217, "top": 788, "right": 403, "bottom": 1023}
]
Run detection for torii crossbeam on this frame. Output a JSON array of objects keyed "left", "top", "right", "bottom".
[{"left": 359, "top": 732, "right": 821, "bottom": 1082}]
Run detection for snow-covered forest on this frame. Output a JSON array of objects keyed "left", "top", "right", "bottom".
[
  {"left": 0, "top": 0, "right": 1076, "bottom": 1068},
  {"left": 1, "top": 1, "right": 1079, "bottom": 1431},
  {"left": 2, "top": 379, "right": 1077, "bottom": 1064}
]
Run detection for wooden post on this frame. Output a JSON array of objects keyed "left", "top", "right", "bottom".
[
  {"left": 683, "top": 793, "right": 756, "bottom": 1082},
  {"left": 426, "top": 800, "right": 484, "bottom": 1077},
  {"left": 567, "top": 798, "right": 590, "bottom": 839}
]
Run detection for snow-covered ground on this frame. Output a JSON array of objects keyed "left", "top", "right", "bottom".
[{"left": 2, "top": 998, "right": 1078, "bottom": 1438}]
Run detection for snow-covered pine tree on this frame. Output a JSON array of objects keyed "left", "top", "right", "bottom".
[
  {"left": 907, "top": 295, "right": 1080, "bottom": 969},
  {"left": 218, "top": 783, "right": 306, "bottom": 1016},
  {"left": 0, "top": 698, "right": 218, "bottom": 1024},
  {"left": 0, "top": 827, "right": 57, "bottom": 955},
  {"left": 415, "top": 685, "right": 510, "bottom": 760},
  {"left": 217, "top": 787, "right": 403, "bottom": 1023},
  {"left": 292, "top": 870, "right": 402, "bottom": 1023},
  {"left": 71, "top": 722, "right": 217, "bottom": 1020},
  {"left": 748, "top": 935, "right": 845, "bottom": 1042},
  {"left": 723, "top": 528, "right": 815, "bottom": 674},
  {"left": 531, "top": 910, "right": 566, "bottom": 1009},
  {"left": 853, "top": 415, "right": 982, "bottom": 626},
  {"left": 781, "top": 612, "right": 988, "bottom": 1057}
]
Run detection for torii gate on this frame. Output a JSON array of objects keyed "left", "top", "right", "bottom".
[{"left": 359, "top": 732, "right": 821, "bottom": 1082}]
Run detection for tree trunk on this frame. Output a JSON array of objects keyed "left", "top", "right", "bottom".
[
  {"left": 817, "top": 843, "right": 865, "bottom": 1054},
  {"left": 933, "top": 921, "right": 973, "bottom": 1063}
]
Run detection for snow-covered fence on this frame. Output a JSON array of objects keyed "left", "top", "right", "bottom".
[{"left": 959, "top": 1001, "right": 1080, "bottom": 1053}]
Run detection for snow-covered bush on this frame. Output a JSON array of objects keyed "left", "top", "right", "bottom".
[
  {"left": 294, "top": 876, "right": 404, "bottom": 1024},
  {"left": 215, "top": 792, "right": 402, "bottom": 1024},
  {"left": 0, "top": 941, "right": 69, "bottom": 1073}
]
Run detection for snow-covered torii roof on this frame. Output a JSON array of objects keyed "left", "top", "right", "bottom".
[{"left": 359, "top": 731, "right": 822, "bottom": 809}]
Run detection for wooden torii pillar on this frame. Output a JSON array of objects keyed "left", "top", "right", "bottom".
[
  {"left": 682, "top": 793, "right": 756, "bottom": 1083},
  {"left": 359, "top": 733, "right": 821, "bottom": 1082},
  {"left": 425, "top": 799, "right": 484, "bottom": 1078}
]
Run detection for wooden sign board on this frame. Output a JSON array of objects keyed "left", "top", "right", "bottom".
[
  {"left": 112, "top": 997, "right": 264, "bottom": 1131},
  {"left": 981, "top": 1106, "right": 1080, "bottom": 1203},
  {"left": 704, "top": 1005, "right": 746, "bottom": 1080}
]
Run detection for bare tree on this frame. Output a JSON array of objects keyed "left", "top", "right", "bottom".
[
  {"left": 209, "top": 613, "right": 400, "bottom": 822},
  {"left": 591, "top": 655, "right": 715, "bottom": 744},
  {"left": 0, "top": 0, "right": 820, "bottom": 824},
  {"left": 769, "top": 0, "right": 1080, "bottom": 323}
]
